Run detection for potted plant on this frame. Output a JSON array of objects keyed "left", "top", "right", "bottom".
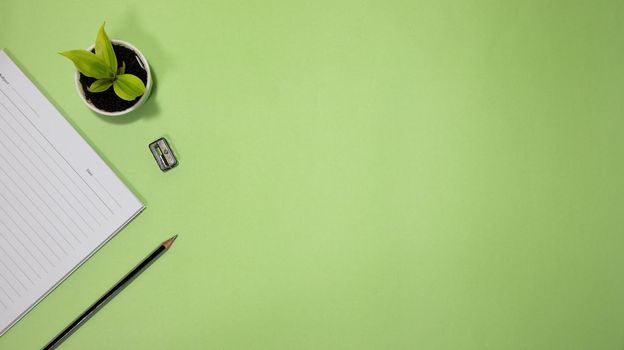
[{"left": 60, "top": 23, "right": 153, "bottom": 116}]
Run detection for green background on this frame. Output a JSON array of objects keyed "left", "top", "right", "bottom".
[{"left": 1, "top": 0, "right": 624, "bottom": 349}]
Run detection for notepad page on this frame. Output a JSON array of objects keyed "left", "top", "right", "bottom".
[{"left": 0, "top": 51, "right": 144, "bottom": 336}]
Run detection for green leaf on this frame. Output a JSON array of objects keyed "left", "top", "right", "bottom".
[
  {"left": 60, "top": 50, "right": 114, "bottom": 79},
  {"left": 87, "top": 79, "right": 113, "bottom": 93},
  {"left": 113, "top": 74, "right": 146, "bottom": 101},
  {"left": 95, "top": 22, "right": 117, "bottom": 72},
  {"left": 117, "top": 61, "right": 125, "bottom": 75}
]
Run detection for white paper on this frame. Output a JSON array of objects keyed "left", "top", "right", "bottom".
[{"left": 0, "top": 50, "right": 144, "bottom": 336}]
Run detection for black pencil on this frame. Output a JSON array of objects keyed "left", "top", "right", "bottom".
[{"left": 43, "top": 235, "right": 178, "bottom": 350}]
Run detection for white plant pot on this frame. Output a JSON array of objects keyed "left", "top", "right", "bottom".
[{"left": 74, "top": 39, "right": 153, "bottom": 116}]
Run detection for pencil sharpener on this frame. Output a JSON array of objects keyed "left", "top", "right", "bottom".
[{"left": 149, "top": 137, "right": 178, "bottom": 171}]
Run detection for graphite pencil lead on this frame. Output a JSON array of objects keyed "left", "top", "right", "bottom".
[{"left": 163, "top": 235, "right": 178, "bottom": 249}]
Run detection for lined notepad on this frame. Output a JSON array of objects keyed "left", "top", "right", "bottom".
[{"left": 0, "top": 51, "right": 144, "bottom": 335}]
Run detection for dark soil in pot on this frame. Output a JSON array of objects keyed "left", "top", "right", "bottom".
[{"left": 79, "top": 44, "right": 148, "bottom": 113}]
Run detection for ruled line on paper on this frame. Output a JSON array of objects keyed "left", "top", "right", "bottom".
[
  {"left": 90, "top": 173, "right": 123, "bottom": 208},
  {"left": 0, "top": 89, "right": 111, "bottom": 220},
  {"left": 0, "top": 200, "right": 50, "bottom": 273},
  {"left": 0, "top": 285, "right": 14, "bottom": 304},
  {"left": 0, "top": 119, "right": 103, "bottom": 231},
  {"left": 0, "top": 258, "right": 28, "bottom": 290},
  {"left": 0, "top": 273, "right": 22, "bottom": 298},
  {"left": 0, "top": 171, "right": 67, "bottom": 260},
  {"left": 0, "top": 133, "right": 93, "bottom": 235},
  {"left": 0, "top": 188, "right": 59, "bottom": 266},
  {"left": 0, "top": 97, "right": 103, "bottom": 230},
  {"left": 0, "top": 136, "right": 81, "bottom": 246},
  {"left": 0, "top": 50, "right": 143, "bottom": 337},
  {"left": 0, "top": 220, "right": 43, "bottom": 279},
  {"left": 0, "top": 88, "right": 116, "bottom": 216},
  {"left": 0, "top": 269, "right": 21, "bottom": 298},
  {"left": 0, "top": 244, "right": 35, "bottom": 285},
  {"left": 8, "top": 83, "right": 40, "bottom": 118},
  {"left": 0, "top": 156, "right": 80, "bottom": 246},
  {"left": 0, "top": 260, "right": 26, "bottom": 297}
]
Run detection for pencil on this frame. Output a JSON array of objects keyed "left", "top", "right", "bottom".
[{"left": 43, "top": 235, "right": 178, "bottom": 350}]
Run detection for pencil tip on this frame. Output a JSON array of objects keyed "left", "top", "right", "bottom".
[{"left": 163, "top": 235, "right": 178, "bottom": 249}]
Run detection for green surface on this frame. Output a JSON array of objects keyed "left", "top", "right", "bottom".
[{"left": 1, "top": 0, "right": 624, "bottom": 349}]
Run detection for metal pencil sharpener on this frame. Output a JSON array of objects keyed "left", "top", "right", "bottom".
[{"left": 149, "top": 137, "right": 178, "bottom": 171}]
